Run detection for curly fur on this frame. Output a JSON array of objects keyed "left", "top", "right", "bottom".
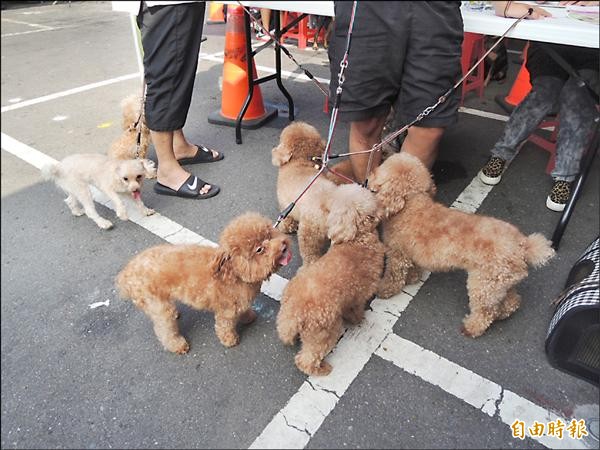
[
  {"left": 277, "top": 185, "right": 384, "bottom": 376},
  {"left": 117, "top": 212, "right": 291, "bottom": 353},
  {"left": 42, "top": 153, "right": 156, "bottom": 229},
  {"left": 272, "top": 122, "right": 351, "bottom": 264},
  {"left": 107, "top": 94, "right": 152, "bottom": 163},
  {"left": 370, "top": 152, "right": 555, "bottom": 337}
]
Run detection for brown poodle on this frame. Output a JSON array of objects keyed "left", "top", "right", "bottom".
[
  {"left": 277, "top": 184, "right": 384, "bottom": 376},
  {"left": 272, "top": 121, "right": 350, "bottom": 264},
  {"left": 369, "top": 152, "right": 555, "bottom": 338},
  {"left": 107, "top": 94, "right": 152, "bottom": 162},
  {"left": 117, "top": 212, "right": 292, "bottom": 353}
]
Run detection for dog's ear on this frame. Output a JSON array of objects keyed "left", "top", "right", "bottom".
[
  {"left": 327, "top": 203, "right": 359, "bottom": 244},
  {"left": 271, "top": 144, "right": 292, "bottom": 167},
  {"left": 140, "top": 159, "right": 157, "bottom": 179},
  {"left": 210, "top": 249, "right": 232, "bottom": 278}
]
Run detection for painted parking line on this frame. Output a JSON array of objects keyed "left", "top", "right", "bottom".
[
  {"left": 0, "top": 132, "right": 287, "bottom": 300},
  {"left": 375, "top": 334, "right": 585, "bottom": 450}
]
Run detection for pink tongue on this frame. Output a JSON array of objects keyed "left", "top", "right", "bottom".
[
  {"left": 132, "top": 191, "right": 141, "bottom": 200},
  {"left": 278, "top": 248, "right": 292, "bottom": 266}
]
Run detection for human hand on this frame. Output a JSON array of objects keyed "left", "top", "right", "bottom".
[{"left": 493, "top": 1, "right": 553, "bottom": 19}]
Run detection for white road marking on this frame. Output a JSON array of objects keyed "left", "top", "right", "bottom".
[
  {"left": 1, "top": 17, "right": 54, "bottom": 30},
  {"left": 0, "top": 73, "right": 141, "bottom": 113},
  {"left": 376, "top": 334, "right": 585, "bottom": 450},
  {"left": 459, "top": 106, "right": 510, "bottom": 122}
]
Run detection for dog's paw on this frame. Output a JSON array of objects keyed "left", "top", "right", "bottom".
[
  {"left": 116, "top": 210, "right": 129, "bottom": 221},
  {"left": 460, "top": 321, "right": 486, "bottom": 338},
  {"left": 219, "top": 332, "right": 239, "bottom": 348},
  {"left": 314, "top": 361, "right": 332, "bottom": 376},
  {"left": 296, "top": 355, "right": 332, "bottom": 376},
  {"left": 96, "top": 218, "right": 114, "bottom": 230},
  {"left": 376, "top": 286, "right": 397, "bottom": 299},
  {"left": 168, "top": 337, "right": 190, "bottom": 354}
]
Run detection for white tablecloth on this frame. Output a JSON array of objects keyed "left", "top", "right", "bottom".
[{"left": 219, "top": 1, "right": 599, "bottom": 48}]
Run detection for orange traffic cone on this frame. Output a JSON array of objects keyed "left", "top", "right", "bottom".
[
  {"left": 208, "top": 5, "right": 277, "bottom": 133},
  {"left": 495, "top": 48, "right": 532, "bottom": 113},
  {"left": 207, "top": 2, "right": 225, "bottom": 24}
]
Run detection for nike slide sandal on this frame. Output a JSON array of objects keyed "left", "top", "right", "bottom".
[
  {"left": 153, "top": 174, "right": 220, "bottom": 199},
  {"left": 178, "top": 144, "right": 224, "bottom": 165}
]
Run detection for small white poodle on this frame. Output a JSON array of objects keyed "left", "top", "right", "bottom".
[{"left": 42, "top": 153, "right": 156, "bottom": 229}]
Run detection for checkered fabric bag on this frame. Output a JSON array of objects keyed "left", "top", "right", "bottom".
[{"left": 545, "top": 237, "right": 599, "bottom": 386}]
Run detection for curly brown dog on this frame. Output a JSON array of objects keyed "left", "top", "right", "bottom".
[
  {"left": 117, "top": 212, "right": 292, "bottom": 353},
  {"left": 369, "top": 152, "right": 555, "bottom": 338},
  {"left": 107, "top": 94, "right": 152, "bottom": 162},
  {"left": 277, "top": 184, "right": 384, "bottom": 376},
  {"left": 272, "top": 122, "right": 352, "bottom": 264}
]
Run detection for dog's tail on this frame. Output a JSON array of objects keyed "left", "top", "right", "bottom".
[
  {"left": 524, "top": 233, "right": 555, "bottom": 268},
  {"left": 40, "top": 162, "right": 61, "bottom": 181}
]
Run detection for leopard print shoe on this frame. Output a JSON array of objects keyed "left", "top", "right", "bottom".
[
  {"left": 546, "top": 180, "right": 571, "bottom": 212},
  {"left": 478, "top": 156, "right": 506, "bottom": 185}
]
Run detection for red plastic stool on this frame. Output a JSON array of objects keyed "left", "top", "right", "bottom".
[
  {"left": 528, "top": 116, "right": 559, "bottom": 174},
  {"left": 280, "top": 11, "right": 315, "bottom": 50},
  {"left": 460, "top": 32, "right": 486, "bottom": 105}
]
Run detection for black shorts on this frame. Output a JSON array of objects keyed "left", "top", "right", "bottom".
[
  {"left": 328, "top": 1, "right": 463, "bottom": 127},
  {"left": 137, "top": 2, "right": 206, "bottom": 131}
]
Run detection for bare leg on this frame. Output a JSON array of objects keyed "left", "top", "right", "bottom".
[
  {"left": 151, "top": 129, "right": 212, "bottom": 195},
  {"left": 401, "top": 126, "right": 445, "bottom": 170},
  {"left": 260, "top": 8, "right": 271, "bottom": 31},
  {"left": 173, "top": 129, "right": 219, "bottom": 161},
  {"left": 349, "top": 115, "right": 386, "bottom": 184}
]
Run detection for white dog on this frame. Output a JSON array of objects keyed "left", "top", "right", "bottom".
[{"left": 42, "top": 153, "right": 156, "bottom": 229}]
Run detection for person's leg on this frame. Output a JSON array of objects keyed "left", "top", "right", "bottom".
[
  {"left": 260, "top": 8, "right": 271, "bottom": 31},
  {"left": 552, "top": 70, "right": 599, "bottom": 181},
  {"left": 139, "top": 3, "right": 217, "bottom": 197},
  {"left": 490, "top": 76, "right": 564, "bottom": 161},
  {"left": 172, "top": 129, "right": 219, "bottom": 161},
  {"left": 153, "top": 130, "right": 213, "bottom": 195},
  {"left": 480, "top": 75, "right": 564, "bottom": 185},
  {"left": 396, "top": 2, "right": 463, "bottom": 169},
  {"left": 401, "top": 126, "right": 445, "bottom": 170},
  {"left": 349, "top": 115, "right": 386, "bottom": 184}
]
